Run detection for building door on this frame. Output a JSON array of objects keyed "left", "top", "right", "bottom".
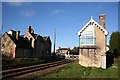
[
  {"left": 101, "top": 55, "right": 106, "bottom": 69},
  {"left": 10, "top": 48, "right": 14, "bottom": 58}
]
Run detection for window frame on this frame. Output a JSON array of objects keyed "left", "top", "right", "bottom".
[{"left": 80, "top": 35, "right": 95, "bottom": 46}]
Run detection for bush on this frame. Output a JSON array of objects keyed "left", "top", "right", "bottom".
[{"left": 109, "top": 32, "right": 120, "bottom": 58}]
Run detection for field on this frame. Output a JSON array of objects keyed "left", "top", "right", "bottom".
[{"left": 36, "top": 60, "right": 118, "bottom": 78}]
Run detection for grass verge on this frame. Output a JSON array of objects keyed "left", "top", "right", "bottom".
[{"left": 35, "top": 60, "right": 118, "bottom": 78}]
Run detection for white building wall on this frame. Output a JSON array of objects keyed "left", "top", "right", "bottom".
[{"left": 80, "top": 25, "right": 95, "bottom": 46}]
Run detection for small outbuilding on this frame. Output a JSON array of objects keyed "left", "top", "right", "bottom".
[
  {"left": 77, "top": 14, "right": 108, "bottom": 69},
  {"left": 56, "top": 47, "right": 69, "bottom": 58}
]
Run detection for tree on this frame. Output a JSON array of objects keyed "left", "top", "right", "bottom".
[
  {"left": 67, "top": 47, "right": 71, "bottom": 51},
  {"left": 70, "top": 46, "right": 79, "bottom": 55},
  {"left": 109, "top": 32, "right": 120, "bottom": 58}
]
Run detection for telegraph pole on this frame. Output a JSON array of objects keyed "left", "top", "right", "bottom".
[
  {"left": 53, "top": 28, "right": 56, "bottom": 54},
  {"left": 0, "top": 25, "right": 3, "bottom": 37}
]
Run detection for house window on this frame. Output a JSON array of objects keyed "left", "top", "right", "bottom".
[
  {"left": 30, "top": 38, "right": 32, "bottom": 44},
  {"left": 2, "top": 44, "right": 5, "bottom": 47},
  {"left": 80, "top": 35, "right": 95, "bottom": 46}
]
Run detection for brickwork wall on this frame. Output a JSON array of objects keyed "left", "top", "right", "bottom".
[
  {"left": 79, "top": 49, "right": 101, "bottom": 67},
  {"left": 95, "top": 25, "right": 106, "bottom": 55},
  {"left": 24, "top": 32, "right": 35, "bottom": 48},
  {"left": 79, "top": 24, "right": 106, "bottom": 68},
  {"left": 15, "top": 47, "right": 32, "bottom": 58},
  {"left": 24, "top": 31, "right": 51, "bottom": 58},
  {"left": 1, "top": 33, "right": 16, "bottom": 58}
]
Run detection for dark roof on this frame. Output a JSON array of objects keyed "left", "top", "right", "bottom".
[
  {"left": 43, "top": 36, "right": 50, "bottom": 41},
  {"left": 10, "top": 29, "right": 17, "bottom": 32},
  {"left": 30, "top": 33, "right": 38, "bottom": 39},
  {"left": 30, "top": 33, "right": 45, "bottom": 42},
  {"left": 30, "top": 33, "right": 44, "bottom": 41},
  {"left": 6, "top": 32, "right": 32, "bottom": 48},
  {"left": 30, "top": 32, "right": 51, "bottom": 43}
]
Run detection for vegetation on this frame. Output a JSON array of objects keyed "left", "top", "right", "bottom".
[
  {"left": 109, "top": 32, "right": 120, "bottom": 58},
  {"left": 70, "top": 46, "right": 79, "bottom": 55},
  {"left": 36, "top": 61, "right": 118, "bottom": 78},
  {"left": 2, "top": 55, "right": 46, "bottom": 68},
  {"left": 2, "top": 54, "right": 63, "bottom": 69}
]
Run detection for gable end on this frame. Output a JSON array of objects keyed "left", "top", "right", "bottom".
[{"left": 77, "top": 18, "right": 108, "bottom": 36}]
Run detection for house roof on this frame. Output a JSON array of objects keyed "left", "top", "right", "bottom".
[
  {"left": 29, "top": 32, "right": 51, "bottom": 43},
  {"left": 77, "top": 17, "right": 108, "bottom": 36},
  {"left": 30, "top": 33, "right": 38, "bottom": 39},
  {"left": 43, "top": 36, "right": 50, "bottom": 41},
  {"left": 6, "top": 32, "right": 32, "bottom": 48}
]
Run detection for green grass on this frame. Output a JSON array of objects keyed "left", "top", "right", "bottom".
[{"left": 35, "top": 60, "right": 118, "bottom": 78}]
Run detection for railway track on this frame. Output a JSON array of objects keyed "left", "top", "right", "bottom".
[{"left": 1, "top": 59, "right": 72, "bottom": 79}]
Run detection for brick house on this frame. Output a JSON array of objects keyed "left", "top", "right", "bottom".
[
  {"left": 1, "top": 26, "right": 51, "bottom": 58},
  {"left": 24, "top": 26, "right": 51, "bottom": 57},
  {"left": 1, "top": 30, "right": 32, "bottom": 58},
  {"left": 56, "top": 47, "right": 69, "bottom": 58},
  {"left": 77, "top": 14, "right": 108, "bottom": 68}
]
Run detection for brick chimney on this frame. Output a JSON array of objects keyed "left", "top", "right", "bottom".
[
  {"left": 27, "top": 26, "right": 34, "bottom": 34},
  {"left": 27, "top": 26, "right": 31, "bottom": 33},
  {"left": 99, "top": 14, "right": 106, "bottom": 29},
  {"left": 16, "top": 31, "right": 20, "bottom": 40}
]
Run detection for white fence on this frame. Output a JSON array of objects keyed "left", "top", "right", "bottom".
[{"left": 65, "top": 55, "right": 79, "bottom": 60}]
